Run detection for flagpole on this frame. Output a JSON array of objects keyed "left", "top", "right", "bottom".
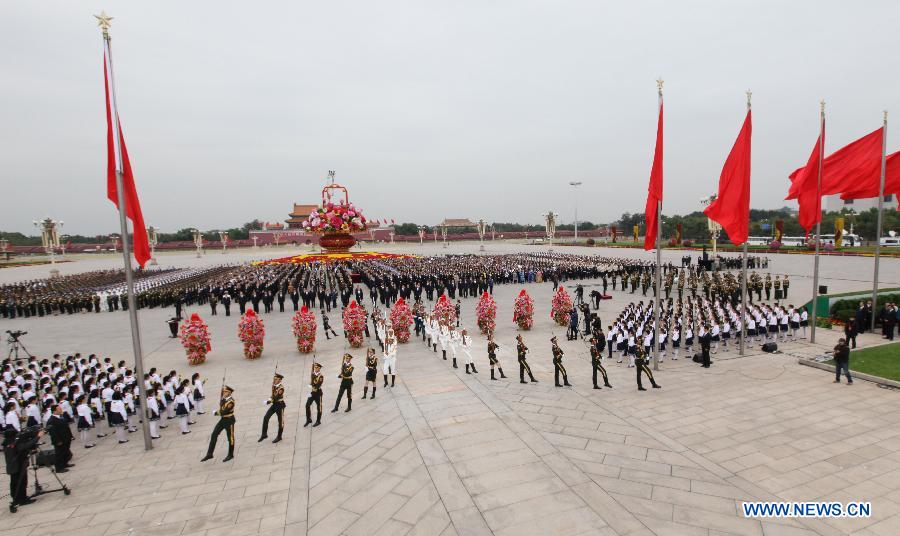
[
  {"left": 810, "top": 101, "right": 825, "bottom": 344},
  {"left": 871, "top": 110, "right": 888, "bottom": 332},
  {"left": 98, "top": 13, "right": 154, "bottom": 451},
  {"left": 740, "top": 90, "right": 751, "bottom": 357},
  {"left": 652, "top": 78, "right": 663, "bottom": 371}
]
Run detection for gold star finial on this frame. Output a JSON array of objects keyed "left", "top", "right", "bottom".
[
  {"left": 95, "top": 11, "right": 113, "bottom": 36},
  {"left": 656, "top": 78, "right": 664, "bottom": 94},
  {"left": 746, "top": 89, "right": 752, "bottom": 107}
]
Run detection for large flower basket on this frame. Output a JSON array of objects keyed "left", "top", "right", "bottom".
[
  {"left": 476, "top": 291, "right": 497, "bottom": 335},
  {"left": 292, "top": 306, "right": 317, "bottom": 353},
  {"left": 390, "top": 298, "right": 413, "bottom": 343},
  {"left": 550, "top": 286, "right": 573, "bottom": 327},
  {"left": 237, "top": 309, "right": 266, "bottom": 360},
  {"left": 432, "top": 294, "right": 456, "bottom": 326},
  {"left": 343, "top": 300, "right": 367, "bottom": 348},
  {"left": 180, "top": 313, "right": 211, "bottom": 366},
  {"left": 319, "top": 231, "right": 357, "bottom": 253},
  {"left": 513, "top": 289, "right": 534, "bottom": 330}
]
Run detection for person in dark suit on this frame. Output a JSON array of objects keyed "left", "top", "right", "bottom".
[
  {"left": 45, "top": 404, "right": 74, "bottom": 472},
  {"left": 699, "top": 324, "right": 712, "bottom": 368},
  {"left": 4, "top": 428, "right": 42, "bottom": 507},
  {"left": 844, "top": 318, "right": 858, "bottom": 349}
]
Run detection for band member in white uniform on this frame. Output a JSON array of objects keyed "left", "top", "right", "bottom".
[
  {"left": 439, "top": 323, "right": 450, "bottom": 361},
  {"left": 382, "top": 331, "right": 398, "bottom": 387},
  {"left": 449, "top": 326, "right": 461, "bottom": 369},
  {"left": 460, "top": 329, "right": 476, "bottom": 373}
]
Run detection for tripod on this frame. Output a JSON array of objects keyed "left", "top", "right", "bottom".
[
  {"left": 8, "top": 447, "right": 70, "bottom": 513},
  {"left": 6, "top": 337, "right": 34, "bottom": 362}
]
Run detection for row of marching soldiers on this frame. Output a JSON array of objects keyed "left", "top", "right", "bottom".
[{"left": 1, "top": 353, "right": 206, "bottom": 450}]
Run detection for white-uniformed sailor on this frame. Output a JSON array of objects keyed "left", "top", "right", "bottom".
[{"left": 382, "top": 331, "right": 398, "bottom": 387}]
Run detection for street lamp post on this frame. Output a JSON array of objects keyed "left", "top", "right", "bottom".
[
  {"left": 418, "top": 226, "right": 426, "bottom": 245},
  {"left": 219, "top": 231, "right": 228, "bottom": 254},
  {"left": 389, "top": 231, "right": 395, "bottom": 244},
  {"left": 252, "top": 235, "right": 259, "bottom": 249},
  {"left": 490, "top": 225, "right": 496, "bottom": 241},
  {"left": 569, "top": 181, "right": 582, "bottom": 242},
  {"left": 476, "top": 218, "right": 487, "bottom": 251},
  {"left": 0, "top": 238, "right": 8, "bottom": 261},
  {"left": 440, "top": 224, "right": 448, "bottom": 248},
  {"left": 147, "top": 226, "right": 158, "bottom": 265},
  {"left": 191, "top": 229, "right": 203, "bottom": 258},
  {"left": 543, "top": 211, "right": 558, "bottom": 250}
]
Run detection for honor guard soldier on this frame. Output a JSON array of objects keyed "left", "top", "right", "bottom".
[
  {"left": 635, "top": 349, "right": 661, "bottom": 391},
  {"left": 332, "top": 354, "right": 354, "bottom": 413},
  {"left": 487, "top": 335, "right": 506, "bottom": 380},
  {"left": 551, "top": 336, "right": 571, "bottom": 387},
  {"left": 589, "top": 337, "right": 612, "bottom": 389},
  {"left": 201, "top": 385, "right": 236, "bottom": 462},
  {"left": 304, "top": 363, "right": 324, "bottom": 427},
  {"left": 516, "top": 335, "right": 537, "bottom": 383},
  {"left": 167, "top": 317, "right": 179, "bottom": 338},
  {"left": 259, "top": 373, "right": 285, "bottom": 443},
  {"left": 363, "top": 348, "right": 378, "bottom": 399}
]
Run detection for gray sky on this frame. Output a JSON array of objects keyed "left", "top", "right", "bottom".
[{"left": 2, "top": 1, "right": 899, "bottom": 235}]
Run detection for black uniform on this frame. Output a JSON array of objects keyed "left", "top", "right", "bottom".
[
  {"left": 202, "top": 394, "right": 236, "bottom": 462},
  {"left": 259, "top": 381, "right": 285, "bottom": 442},
  {"left": 305, "top": 372, "right": 324, "bottom": 426},
  {"left": 517, "top": 340, "right": 536, "bottom": 383},
  {"left": 332, "top": 360, "right": 354, "bottom": 413}
]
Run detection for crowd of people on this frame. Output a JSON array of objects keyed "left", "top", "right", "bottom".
[{"left": 1, "top": 352, "right": 206, "bottom": 507}]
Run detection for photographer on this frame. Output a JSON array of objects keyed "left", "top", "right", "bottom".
[
  {"left": 45, "top": 404, "right": 74, "bottom": 472},
  {"left": 4, "top": 427, "right": 42, "bottom": 507}
]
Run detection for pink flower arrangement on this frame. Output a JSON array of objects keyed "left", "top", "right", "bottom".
[
  {"left": 291, "top": 306, "right": 317, "bottom": 353},
  {"left": 476, "top": 291, "right": 497, "bottom": 335},
  {"left": 343, "top": 300, "right": 367, "bottom": 348},
  {"left": 237, "top": 309, "right": 265, "bottom": 359},
  {"left": 302, "top": 201, "right": 368, "bottom": 233},
  {"left": 550, "top": 286, "right": 573, "bottom": 326},
  {"left": 179, "top": 313, "right": 211, "bottom": 366},
  {"left": 432, "top": 294, "right": 456, "bottom": 326},
  {"left": 513, "top": 289, "right": 534, "bottom": 330},
  {"left": 390, "top": 298, "right": 413, "bottom": 343}
]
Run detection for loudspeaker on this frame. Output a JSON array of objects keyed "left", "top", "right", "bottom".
[
  {"left": 818, "top": 285, "right": 828, "bottom": 295},
  {"left": 761, "top": 342, "right": 778, "bottom": 353}
]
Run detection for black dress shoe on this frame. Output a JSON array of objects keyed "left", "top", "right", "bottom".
[
  {"left": 638, "top": 387, "right": 647, "bottom": 391},
  {"left": 201, "top": 454, "right": 213, "bottom": 462},
  {"left": 222, "top": 455, "right": 234, "bottom": 462},
  {"left": 272, "top": 437, "right": 282, "bottom": 444},
  {"left": 258, "top": 435, "right": 267, "bottom": 442}
]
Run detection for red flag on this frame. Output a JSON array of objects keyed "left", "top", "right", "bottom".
[
  {"left": 704, "top": 110, "right": 752, "bottom": 246},
  {"left": 840, "top": 150, "right": 899, "bottom": 201},
  {"left": 644, "top": 103, "right": 663, "bottom": 251},
  {"left": 787, "top": 128, "right": 882, "bottom": 200},
  {"left": 104, "top": 49, "right": 150, "bottom": 267},
  {"left": 790, "top": 126, "right": 824, "bottom": 235}
]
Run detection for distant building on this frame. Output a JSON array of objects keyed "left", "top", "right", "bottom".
[
  {"left": 438, "top": 218, "right": 477, "bottom": 228},
  {"left": 286, "top": 203, "right": 318, "bottom": 229},
  {"left": 825, "top": 194, "right": 898, "bottom": 212}
]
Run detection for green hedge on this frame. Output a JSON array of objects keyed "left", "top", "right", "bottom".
[{"left": 830, "top": 293, "right": 900, "bottom": 321}]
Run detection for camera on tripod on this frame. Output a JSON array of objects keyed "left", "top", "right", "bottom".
[{"left": 6, "top": 330, "right": 27, "bottom": 341}]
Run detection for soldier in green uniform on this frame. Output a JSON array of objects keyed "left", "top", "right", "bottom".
[
  {"left": 516, "top": 334, "right": 537, "bottom": 384},
  {"left": 258, "top": 373, "right": 285, "bottom": 443},
  {"left": 487, "top": 335, "right": 506, "bottom": 380},
  {"left": 635, "top": 349, "right": 661, "bottom": 391},
  {"left": 201, "top": 385, "right": 236, "bottom": 462},
  {"left": 332, "top": 353, "right": 354, "bottom": 413},
  {"left": 765, "top": 273, "right": 772, "bottom": 301},
  {"left": 590, "top": 337, "right": 612, "bottom": 389},
  {"left": 551, "top": 336, "right": 571, "bottom": 387},
  {"left": 304, "top": 363, "right": 324, "bottom": 427}
]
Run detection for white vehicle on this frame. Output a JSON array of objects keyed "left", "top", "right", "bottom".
[
  {"left": 747, "top": 236, "right": 771, "bottom": 246},
  {"left": 780, "top": 236, "right": 806, "bottom": 247},
  {"left": 880, "top": 237, "right": 900, "bottom": 247},
  {"left": 820, "top": 233, "right": 863, "bottom": 247}
]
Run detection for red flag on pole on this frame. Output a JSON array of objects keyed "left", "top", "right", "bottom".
[
  {"left": 704, "top": 110, "right": 752, "bottom": 246},
  {"left": 643, "top": 103, "right": 663, "bottom": 251},
  {"left": 787, "top": 127, "right": 883, "bottom": 200},
  {"left": 104, "top": 50, "right": 150, "bottom": 267},
  {"left": 790, "top": 127, "right": 824, "bottom": 235}
]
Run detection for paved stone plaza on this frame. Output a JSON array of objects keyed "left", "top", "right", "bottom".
[{"left": 1, "top": 242, "right": 899, "bottom": 536}]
